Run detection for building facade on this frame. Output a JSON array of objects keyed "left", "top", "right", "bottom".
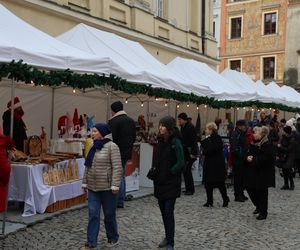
[
  {"left": 213, "top": 0, "right": 222, "bottom": 71},
  {"left": 284, "top": 0, "right": 300, "bottom": 87},
  {"left": 219, "top": 0, "right": 287, "bottom": 84},
  {"left": 0, "top": 0, "right": 218, "bottom": 68}
]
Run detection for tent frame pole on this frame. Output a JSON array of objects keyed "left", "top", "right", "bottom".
[
  {"left": 50, "top": 87, "right": 55, "bottom": 139},
  {"left": 2, "top": 79, "right": 15, "bottom": 235}
]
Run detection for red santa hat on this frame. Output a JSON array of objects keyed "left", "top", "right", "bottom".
[{"left": 7, "top": 97, "right": 22, "bottom": 109}]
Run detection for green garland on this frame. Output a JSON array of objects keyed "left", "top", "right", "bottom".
[{"left": 0, "top": 60, "right": 299, "bottom": 112}]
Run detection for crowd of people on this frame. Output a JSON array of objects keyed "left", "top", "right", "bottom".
[{"left": 1, "top": 97, "right": 300, "bottom": 250}]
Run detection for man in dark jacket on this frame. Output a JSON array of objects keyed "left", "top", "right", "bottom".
[
  {"left": 2, "top": 97, "right": 27, "bottom": 151},
  {"left": 230, "top": 120, "right": 248, "bottom": 202},
  {"left": 178, "top": 112, "right": 198, "bottom": 195},
  {"left": 108, "top": 101, "right": 136, "bottom": 208}
]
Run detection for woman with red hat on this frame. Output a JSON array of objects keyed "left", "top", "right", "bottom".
[
  {"left": 0, "top": 125, "right": 15, "bottom": 212},
  {"left": 2, "top": 97, "right": 27, "bottom": 151}
]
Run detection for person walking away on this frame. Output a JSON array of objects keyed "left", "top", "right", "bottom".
[
  {"left": 0, "top": 126, "right": 15, "bottom": 212},
  {"left": 177, "top": 112, "right": 198, "bottom": 195},
  {"left": 230, "top": 120, "right": 248, "bottom": 202},
  {"left": 82, "top": 123, "right": 122, "bottom": 249},
  {"left": 246, "top": 126, "right": 275, "bottom": 220},
  {"left": 108, "top": 101, "right": 136, "bottom": 208},
  {"left": 152, "top": 116, "right": 185, "bottom": 250},
  {"left": 2, "top": 97, "right": 27, "bottom": 151},
  {"left": 278, "top": 126, "right": 296, "bottom": 190},
  {"left": 201, "top": 122, "right": 230, "bottom": 207}
]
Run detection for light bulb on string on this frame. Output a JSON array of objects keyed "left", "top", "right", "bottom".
[
  {"left": 177, "top": 104, "right": 180, "bottom": 109},
  {"left": 251, "top": 108, "right": 254, "bottom": 111},
  {"left": 237, "top": 107, "right": 240, "bottom": 110},
  {"left": 73, "top": 89, "right": 76, "bottom": 94},
  {"left": 187, "top": 103, "right": 190, "bottom": 108},
  {"left": 125, "top": 98, "right": 128, "bottom": 104},
  {"left": 41, "top": 84, "right": 44, "bottom": 87},
  {"left": 155, "top": 97, "right": 159, "bottom": 101},
  {"left": 243, "top": 107, "right": 246, "bottom": 110},
  {"left": 164, "top": 102, "right": 168, "bottom": 107},
  {"left": 204, "top": 104, "right": 207, "bottom": 108},
  {"left": 141, "top": 102, "right": 144, "bottom": 107},
  {"left": 197, "top": 106, "right": 199, "bottom": 110}
]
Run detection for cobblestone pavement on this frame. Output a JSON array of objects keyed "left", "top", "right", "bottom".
[{"left": 1, "top": 175, "right": 300, "bottom": 250}]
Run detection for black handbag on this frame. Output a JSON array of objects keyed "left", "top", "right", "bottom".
[{"left": 147, "top": 167, "right": 157, "bottom": 180}]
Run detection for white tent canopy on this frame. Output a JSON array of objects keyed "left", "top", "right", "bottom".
[
  {"left": 166, "top": 57, "right": 249, "bottom": 101},
  {"left": 0, "top": 4, "right": 110, "bottom": 73},
  {"left": 57, "top": 23, "right": 211, "bottom": 95},
  {"left": 221, "top": 69, "right": 259, "bottom": 100}
]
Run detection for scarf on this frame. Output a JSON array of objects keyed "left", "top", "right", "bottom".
[
  {"left": 253, "top": 135, "right": 269, "bottom": 148},
  {"left": 84, "top": 138, "right": 111, "bottom": 167}
]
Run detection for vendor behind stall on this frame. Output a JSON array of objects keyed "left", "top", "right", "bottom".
[{"left": 2, "top": 97, "right": 27, "bottom": 151}]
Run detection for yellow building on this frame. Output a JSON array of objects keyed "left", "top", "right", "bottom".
[
  {"left": 220, "top": 0, "right": 287, "bottom": 84},
  {"left": 0, "top": 0, "right": 218, "bottom": 68}
]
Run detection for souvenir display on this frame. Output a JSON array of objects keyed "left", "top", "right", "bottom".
[
  {"left": 28, "top": 135, "right": 42, "bottom": 157},
  {"left": 42, "top": 159, "right": 79, "bottom": 185}
]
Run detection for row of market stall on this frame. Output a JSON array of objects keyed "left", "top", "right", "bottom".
[{"left": 0, "top": 3, "right": 299, "bottom": 227}]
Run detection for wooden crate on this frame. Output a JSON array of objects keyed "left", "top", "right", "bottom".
[{"left": 46, "top": 193, "right": 87, "bottom": 213}]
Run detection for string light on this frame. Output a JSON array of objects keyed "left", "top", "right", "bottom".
[
  {"left": 177, "top": 104, "right": 180, "bottom": 109},
  {"left": 243, "top": 107, "right": 246, "bottom": 110},
  {"left": 125, "top": 98, "right": 128, "bottom": 104},
  {"left": 262, "top": 109, "right": 265, "bottom": 111},
  {"left": 73, "top": 89, "right": 76, "bottom": 93},
  {"left": 251, "top": 108, "right": 254, "bottom": 111},
  {"left": 204, "top": 104, "right": 207, "bottom": 108},
  {"left": 237, "top": 107, "right": 240, "bottom": 110},
  {"left": 164, "top": 102, "right": 168, "bottom": 107},
  {"left": 155, "top": 97, "right": 159, "bottom": 101},
  {"left": 141, "top": 102, "right": 144, "bottom": 107},
  {"left": 197, "top": 106, "right": 199, "bottom": 110},
  {"left": 41, "top": 84, "right": 44, "bottom": 87},
  {"left": 187, "top": 103, "right": 190, "bottom": 108}
]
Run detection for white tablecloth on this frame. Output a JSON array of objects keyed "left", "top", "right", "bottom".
[
  {"left": 49, "top": 139, "right": 84, "bottom": 156},
  {"left": 8, "top": 158, "right": 85, "bottom": 217}
]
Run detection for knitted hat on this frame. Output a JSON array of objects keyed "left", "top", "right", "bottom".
[
  {"left": 178, "top": 112, "right": 188, "bottom": 121},
  {"left": 7, "top": 97, "right": 22, "bottom": 109},
  {"left": 111, "top": 101, "right": 123, "bottom": 113},
  {"left": 159, "top": 116, "right": 176, "bottom": 131},
  {"left": 283, "top": 126, "right": 292, "bottom": 135},
  {"left": 94, "top": 123, "right": 111, "bottom": 137},
  {"left": 236, "top": 119, "right": 247, "bottom": 127}
]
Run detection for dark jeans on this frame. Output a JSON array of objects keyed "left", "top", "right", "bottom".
[
  {"left": 87, "top": 190, "right": 119, "bottom": 247},
  {"left": 246, "top": 188, "right": 268, "bottom": 217},
  {"left": 158, "top": 198, "right": 176, "bottom": 247},
  {"left": 282, "top": 168, "right": 294, "bottom": 187},
  {"left": 183, "top": 158, "right": 196, "bottom": 193},
  {"left": 233, "top": 164, "right": 245, "bottom": 198},
  {"left": 117, "top": 160, "right": 127, "bottom": 206},
  {"left": 205, "top": 181, "right": 228, "bottom": 204}
]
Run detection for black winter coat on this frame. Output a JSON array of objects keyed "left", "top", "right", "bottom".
[
  {"left": 230, "top": 128, "right": 248, "bottom": 167},
  {"left": 245, "top": 142, "right": 275, "bottom": 189},
  {"left": 153, "top": 137, "right": 184, "bottom": 201},
  {"left": 180, "top": 122, "right": 198, "bottom": 160},
  {"left": 278, "top": 135, "right": 297, "bottom": 169},
  {"left": 2, "top": 110, "right": 27, "bottom": 151},
  {"left": 108, "top": 111, "right": 136, "bottom": 161},
  {"left": 201, "top": 133, "right": 226, "bottom": 183}
]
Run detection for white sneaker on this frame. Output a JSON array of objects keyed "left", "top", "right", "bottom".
[{"left": 106, "top": 240, "right": 119, "bottom": 248}]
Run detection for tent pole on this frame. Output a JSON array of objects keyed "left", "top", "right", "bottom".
[
  {"left": 205, "top": 106, "right": 209, "bottom": 125},
  {"left": 146, "top": 99, "right": 150, "bottom": 132},
  {"left": 2, "top": 79, "right": 15, "bottom": 235},
  {"left": 106, "top": 87, "right": 111, "bottom": 123},
  {"left": 50, "top": 88, "right": 55, "bottom": 139}
]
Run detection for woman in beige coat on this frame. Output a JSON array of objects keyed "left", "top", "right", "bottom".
[{"left": 82, "top": 123, "right": 122, "bottom": 250}]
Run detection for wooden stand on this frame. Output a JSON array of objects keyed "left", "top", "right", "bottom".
[{"left": 45, "top": 193, "right": 86, "bottom": 213}]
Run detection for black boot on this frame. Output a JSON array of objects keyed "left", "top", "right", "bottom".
[
  {"left": 203, "top": 202, "right": 213, "bottom": 207},
  {"left": 290, "top": 179, "right": 295, "bottom": 190},
  {"left": 222, "top": 197, "right": 230, "bottom": 207}
]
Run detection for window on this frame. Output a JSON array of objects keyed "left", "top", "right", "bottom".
[
  {"left": 230, "top": 17, "right": 242, "bottom": 39},
  {"left": 263, "top": 57, "right": 275, "bottom": 79},
  {"left": 229, "top": 59, "right": 241, "bottom": 72},
  {"left": 157, "top": 0, "right": 163, "bottom": 18},
  {"left": 213, "top": 21, "right": 216, "bottom": 37},
  {"left": 264, "top": 12, "right": 277, "bottom": 35}
]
